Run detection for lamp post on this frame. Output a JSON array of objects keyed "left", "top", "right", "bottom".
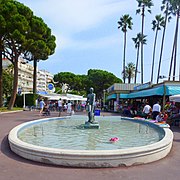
[
  {"left": 23, "top": 91, "right": 26, "bottom": 109},
  {"left": 103, "top": 89, "right": 106, "bottom": 108}
]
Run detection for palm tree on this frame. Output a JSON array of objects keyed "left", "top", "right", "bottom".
[
  {"left": 168, "top": 0, "right": 180, "bottom": 81},
  {"left": 118, "top": 14, "right": 133, "bottom": 83},
  {"left": 123, "top": 62, "right": 136, "bottom": 83},
  {"left": 132, "top": 33, "right": 147, "bottom": 84},
  {"left": 151, "top": 14, "right": 165, "bottom": 84},
  {"left": 157, "top": 0, "right": 172, "bottom": 83},
  {"left": 136, "top": 0, "right": 154, "bottom": 84}
]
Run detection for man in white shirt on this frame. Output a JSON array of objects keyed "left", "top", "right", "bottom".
[
  {"left": 143, "top": 102, "right": 151, "bottom": 119},
  {"left": 67, "top": 100, "right": 72, "bottom": 115},
  {"left": 152, "top": 101, "right": 161, "bottom": 119},
  {"left": 58, "top": 98, "right": 62, "bottom": 116}
]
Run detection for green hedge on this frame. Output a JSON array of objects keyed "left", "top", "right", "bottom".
[{"left": 14, "top": 94, "right": 39, "bottom": 107}]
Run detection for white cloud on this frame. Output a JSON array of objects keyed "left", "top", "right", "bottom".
[
  {"left": 20, "top": 0, "right": 136, "bottom": 50},
  {"left": 34, "top": 0, "right": 136, "bottom": 33}
]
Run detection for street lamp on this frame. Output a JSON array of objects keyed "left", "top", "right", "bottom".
[{"left": 103, "top": 89, "right": 106, "bottom": 108}]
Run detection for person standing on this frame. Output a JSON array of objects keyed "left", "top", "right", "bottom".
[
  {"left": 67, "top": 100, "right": 72, "bottom": 115},
  {"left": 143, "top": 102, "right": 152, "bottom": 119},
  {"left": 152, "top": 101, "right": 161, "bottom": 119},
  {"left": 58, "top": 98, "right": 62, "bottom": 117},
  {"left": 39, "top": 99, "right": 45, "bottom": 115}
]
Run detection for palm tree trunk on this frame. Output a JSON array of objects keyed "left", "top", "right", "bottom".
[
  {"left": 0, "top": 39, "right": 3, "bottom": 107},
  {"left": 128, "top": 76, "right": 131, "bottom": 83},
  {"left": 168, "top": 38, "right": 176, "bottom": 81},
  {"left": 157, "top": 3, "right": 168, "bottom": 84},
  {"left": 173, "top": 11, "right": 179, "bottom": 81},
  {"left": 8, "top": 55, "right": 19, "bottom": 110},
  {"left": 123, "top": 31, "right": 127, "bottom": 83},
  {"left": 33, "top": 59, "right": 37, "bottom": 94},
  {"left": 168, "top": 15, "right": 178, "bottom": 81},
  {"left": 151, "top": 28, "right": 158, "bottom": 83},
  {"left": 134, "top": 45, "right": 140, "bottom": 84},
  {"left": 141, "top": 5, "right": 145, "bottom": 84}
]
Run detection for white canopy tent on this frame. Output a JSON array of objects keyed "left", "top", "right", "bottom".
[
  {"left": 169, "top": 94, "right": 180, "bottom": 102},
  {"left": 40, "top": 93, "right": 87, "bottom": 101}
]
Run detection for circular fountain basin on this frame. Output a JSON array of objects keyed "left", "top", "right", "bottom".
[{"left": 8, "top": 116, "right": 173, "bottom": 167}]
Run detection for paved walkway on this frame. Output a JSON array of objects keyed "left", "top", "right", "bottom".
[{"left": 0, "top": 111, "right": 180, "bottom": 180}]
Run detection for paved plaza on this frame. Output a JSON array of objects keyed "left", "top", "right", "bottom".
[{"left": 0, "top": 110, "right": 180, "bottom": 180}]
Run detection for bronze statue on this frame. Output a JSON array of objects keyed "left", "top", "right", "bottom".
[{"left": 87, "top": 87, "right": 96, "bottom": 123}]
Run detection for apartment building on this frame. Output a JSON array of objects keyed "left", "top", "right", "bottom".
[{"left": 2, "top": 57, "right": 54, "bottom": 93}]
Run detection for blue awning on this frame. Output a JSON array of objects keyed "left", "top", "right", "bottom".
[
  {"left": 120, "top": 94, "right": 129, "bottom": 99},
  {"left": 119, "top": 86, "right": 164, "bottom": 99},
  {"left": 36, "top": 91, "right": 48, "bottom": 95},
  {"left": 166, "top": 85, "right": 180, "bottom": 95},
  {"left": 111, "top": 85, "right": 180, "bottom": 100},
  {"left": 107, "top": 94, "right": 116, "bottom": 100},
  {"left": 128, "top": 86, "right": 164, "bottom": 98}
]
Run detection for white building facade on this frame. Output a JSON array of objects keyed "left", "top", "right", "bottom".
[{"left": 2, "top": 57, "right": 54, "bottom": 93}]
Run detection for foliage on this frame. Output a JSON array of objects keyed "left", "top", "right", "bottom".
[
  {"left": 118, "top": 14, "right": 133, "bottom": 83},
  {"left": 1, "top": 0, "right": 34, "bottom": 109},
  {"left": 122, "top": 63, "right": 136, "bottom": 83},
  {"left": 15, "top": 93, "right": 38, "bottom": 107},
  {"left": 87, "top": 69, "right": 122, "bottom": 99},
  {"left": 136, "top": 0, "right": 154, "bottom": 14},
  {"left": 132, "top": 33, "right": 147, "bottom": 83},
  {"left": 2, "top": 68, "right": 13, "bottom": 97},
  {"left": 136, "top": 0, "right": 154, "bottom": 84},
  {"left": 0, "top": 107, "right": 23, "bottom": 112},
  {"left": 151, "top": 14, "right": 165, "bottom": 83},
  {"left": 0, "top": 0, "right": 56, "bottom": 109},
  {"left": 22, "top": 11, "right": 56, "bottom": 94},
  {"left": 54, "top": 69, "right": 122, "bottom": 99},
  {"left": 117, "top": 14, "right": 133, "bottom": 32}
]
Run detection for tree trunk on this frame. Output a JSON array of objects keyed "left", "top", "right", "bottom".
[
  {"left": 0, "top": 40, "right": 3, "bottom": 107},
  {"left": 157, "top": 3, "right": 168, "bottom": 84},
  {"left": 168, "top": 14, "right": 179, "bottom": 81},
  {"left": 8, "top": 56, "right": 19, "bottom": 110},
  {"left": 141, "top": 5, "right": 145, "bottom": 84},
  {"left": 173, "top": 12, "right": 179, "bottom": 81},
  {"left": 168, "top": 35, "right": 176, "bottom": 80},
  {"left": 128, "top": 75, "right": 131, "bottom": 84},
  {"left": 33, "top": 59, "right": 37, "bottom": 94},
  {"left": 123, "top": 31, "right": 127, "bottom": 83},
  {"left": 134, "top": 45, "right": 140, "bottom": 84},
  {"left": 151, "top": 28, "right": 158, "bottom": 84}
]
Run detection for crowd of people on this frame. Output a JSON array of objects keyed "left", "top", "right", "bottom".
[
  {"left": 37, "top": 96, "right": 180, "bottom": 126},
  {"left": 38, "top": 98, "right": 86, "bottom": 116},
  {"left": 118, "top": 99, "right": 180, "bottom": 126}
]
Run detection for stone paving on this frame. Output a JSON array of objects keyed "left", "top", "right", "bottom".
[{"left": 0, "top": 110, "right": 180, "bottom": 180}]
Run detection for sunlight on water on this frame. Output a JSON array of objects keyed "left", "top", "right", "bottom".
[{"left": 18, "top": 116, "right": 164, "bottom": 150}]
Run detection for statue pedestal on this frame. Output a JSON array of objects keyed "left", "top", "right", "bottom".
[{"left": 84, "top": 121, "right": 100, "bottom": 129}]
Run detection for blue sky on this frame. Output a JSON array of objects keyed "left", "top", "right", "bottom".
[{"left": 18, "top": 0, "right": 179, "bottom": 84}]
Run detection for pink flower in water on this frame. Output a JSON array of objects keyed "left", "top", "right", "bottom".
[{"left": 109, "top": 137, "right": 119, "bottom": 142}]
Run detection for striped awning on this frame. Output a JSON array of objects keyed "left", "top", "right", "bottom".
[
  {"left": 107, "top": 94, "right": 116, "bottom": 100},
  {"left": 119, "top": 85, "right": 180, "bottom": 99}
]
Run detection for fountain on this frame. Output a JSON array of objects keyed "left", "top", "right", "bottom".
[
  {"left": 8, "top": 87, "right": 173, "bottom": 167},
  {"left": 8, "top": 115, "right": 173, "bottom": 167}
]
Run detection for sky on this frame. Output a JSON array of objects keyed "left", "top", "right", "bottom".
[{"left": 18, "top": 0, "right": 179, "bottom": 84}]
